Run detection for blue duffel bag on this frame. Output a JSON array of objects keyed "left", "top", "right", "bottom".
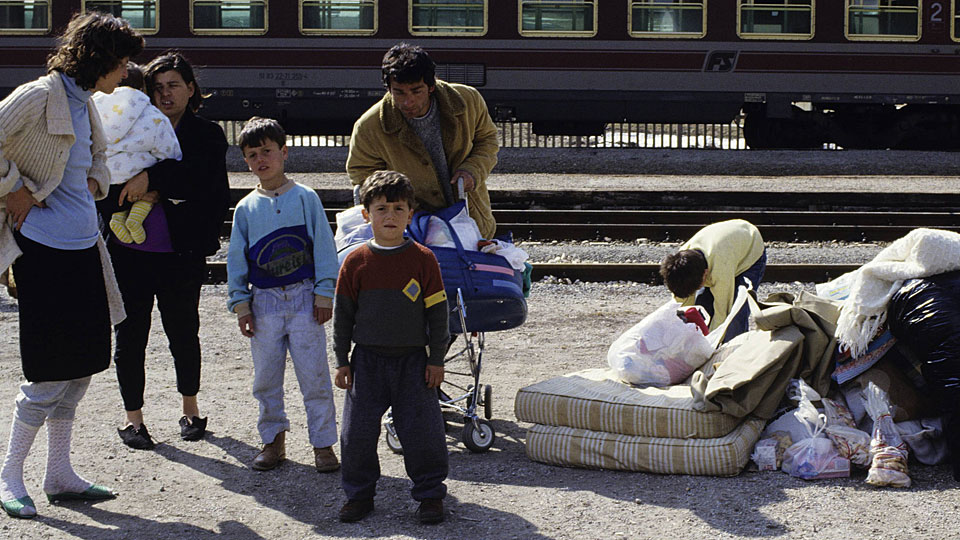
[{"left": 408, "top": 202, "right": 527, "bottom": 333}]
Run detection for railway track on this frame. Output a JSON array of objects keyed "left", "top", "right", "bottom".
[
  {"left": 207, "top": 188, "right": 953, "bottom": 283},
  {"left": 205, "top": 262, "right": 860, "bottom": 285},
  {"left": 224, "top": 190, "right": 960, "bottom": 242}
]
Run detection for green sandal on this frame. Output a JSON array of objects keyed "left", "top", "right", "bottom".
[
  {"left": 46, "top": 484, "right": 116, "bottom": 503},
  {"left": 2, "top": 496, "right": 37, "bottom": 519}
]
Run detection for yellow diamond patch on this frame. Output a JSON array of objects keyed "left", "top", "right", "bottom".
[{"left": 402, "top": 279, "right": 421, "bottom": 302}]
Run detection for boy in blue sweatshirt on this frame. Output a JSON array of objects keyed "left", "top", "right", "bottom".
[{"left": 227, "top": 117, "right": 340, "bottom": 472}]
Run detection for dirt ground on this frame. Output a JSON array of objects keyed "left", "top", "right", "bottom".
[{"left": 1, "top": 279, "right": 959, "bottom": 540}]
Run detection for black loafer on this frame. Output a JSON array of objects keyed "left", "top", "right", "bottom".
[
  {"left": 179, "top": 416, "right": 207, "bottom": 441},
  {"left": 118, "top": 424, "right": 155, "bottom": 450},
  {"left": 339, "top": 498, "right": 374, "bottom": 522},
  {"left": 416, "top": 498, "right": 444, "bottom": 524}
]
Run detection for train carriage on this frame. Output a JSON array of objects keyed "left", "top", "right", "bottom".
[{"left": 2, "top": 1, "right": 960, "bottom": 149}]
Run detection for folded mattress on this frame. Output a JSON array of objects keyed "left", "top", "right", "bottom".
[
  {"left": 515, "top": 368, "right": 740, "bottom": 439},
  {"left": 525, "top": 417, "right": 765, "bottom": 477}
]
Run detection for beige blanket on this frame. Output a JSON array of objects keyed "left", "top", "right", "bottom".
[{"left": 836, "top": 228, "right": 960, "bottom": 358}]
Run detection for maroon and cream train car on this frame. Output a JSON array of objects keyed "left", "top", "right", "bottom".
[{"left": 1, "top": 1, "right": 959, "bottom": 148}]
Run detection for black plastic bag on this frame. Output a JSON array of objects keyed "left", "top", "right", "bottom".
[
  {"left": 888, "top": 270, "right": 960, "bottom": 414},
  {"left": 888, "top": 270, "right": 960, "bottom": 480}
]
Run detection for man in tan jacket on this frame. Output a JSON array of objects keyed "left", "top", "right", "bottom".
[{"left": 346, "top": 43, "right": 499, "bottom": 239}]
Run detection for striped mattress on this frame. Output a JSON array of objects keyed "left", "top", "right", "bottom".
[
  {"left": 525, "top": 417, "right": 765, "bottom": 476},
  {"left": 514, "top": 368, "right": 740, "bottom": 439}
]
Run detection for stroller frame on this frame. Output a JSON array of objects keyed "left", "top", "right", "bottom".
[{"left": 383, "top": 288, "right": 496, "bottom": 453}]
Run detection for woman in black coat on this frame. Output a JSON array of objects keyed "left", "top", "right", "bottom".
[{"left": 103, "top": 52, "right": 230, "bottom": 450}]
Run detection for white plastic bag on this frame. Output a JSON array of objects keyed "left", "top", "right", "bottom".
[
  {"left": 425, "top": 205, "right": 482, "bottom": 250},
  {"left": 781, "top": 380, "right": 848, "bottom": 479},
  {"left": 863, "top": 382, "right": 911, "bottom": 488},
  {"left": 607, "top": 301, "right": 715, "bottom": 387},
  {"left": 822, "top": 396, "right": 872, "bottom": 467},
  {"left": 334, "top": 205, "right": 373, "bottom": 249},
  {"left": 480, "top": 239, "right": 529, "bottom": 271}
]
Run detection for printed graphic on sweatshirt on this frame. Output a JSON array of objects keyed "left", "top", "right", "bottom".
[{"left": 247, "top": 225, "right": 315, "bottom": 289}]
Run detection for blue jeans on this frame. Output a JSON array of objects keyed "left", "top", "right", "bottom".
[
  {"left": 250, "top": 280, "right": 337, "bottom": 448},
  {"left": 696, "top": 249, "right": 767, "bottom": 343}
]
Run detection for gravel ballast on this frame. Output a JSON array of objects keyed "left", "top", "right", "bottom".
[{"left": 1, "top": 158, "right": 957, "bottom": 539}]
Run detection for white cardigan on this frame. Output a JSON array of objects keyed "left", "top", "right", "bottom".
[{"left": 0, "top": 72, "right": 124, "bottom": 324}]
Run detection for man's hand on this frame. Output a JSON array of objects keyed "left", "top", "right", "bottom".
[
  {"left": 425, "top": 364, "right": 444, "bottom": 388},
  {"left": 451, "top": 170, "right": 475, "bottom": 193},
  {"left": 119, "top": 171, "right": 149, "bottom": 205},
  {"left": 335, "top": 366, "right": 352, "bottom": 390},
  {"left": 314, "top": 306, "right": 333, "bottom": 325},
  {"left": 5, "top": 186, "right": 44, "bottom": 230},
  {"left": 238, "top": 314, "right": 255, "bottom": 337}
]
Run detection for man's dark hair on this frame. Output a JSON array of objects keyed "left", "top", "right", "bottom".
[
  {"left": 381, "top": 42, "right": 436, "bottom": 89},
  {"left": 359, "top": 170, "right": 416, "bottom": 210},
  {"left": 144, "top": 51, "right": 203, "bottom": 112},
  {"left": 120, "top": 61, "right": 144, "bottom": 91},
  {"left": 47, "top": 12, "right": 144, "bottom": 90},
  {"left": 660, "top": 249, "right": 708, "bottom": 298},
  {"left": 238, "top": 116, "right": 286, "bottom": 152}
]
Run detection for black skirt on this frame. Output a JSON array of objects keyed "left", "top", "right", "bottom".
[{"left": 12, "top": 231, "right": 111, "bottom": 382}]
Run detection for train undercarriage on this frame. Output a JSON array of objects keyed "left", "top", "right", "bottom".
[{"left": 743, "top": 102, "right": 960, "bottom": 150}]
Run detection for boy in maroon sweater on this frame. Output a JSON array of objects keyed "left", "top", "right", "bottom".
[{"left": 333, "top": 170, "right": 450, "bottom": 524}]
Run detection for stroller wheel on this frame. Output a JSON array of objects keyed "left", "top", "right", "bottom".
[
  {"left": 483, "top": 385, "right": 493, "bottom": 420},
  {"left": 385, "top": 427, "right": 403, "bottom": 454},
  {"left": 462, "top": 419, "right": 495, "bottom": 453}
]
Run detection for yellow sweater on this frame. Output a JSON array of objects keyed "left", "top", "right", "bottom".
[{"left": 677, "top": 219, "right": 764, "bottom": 331}]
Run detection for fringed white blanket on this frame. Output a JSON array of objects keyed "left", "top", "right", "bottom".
[{"left": 836, "top": 228, "right": 960, "bottom": 358}]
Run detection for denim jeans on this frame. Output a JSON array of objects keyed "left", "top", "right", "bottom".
[{"left": 250, "top": 279, "right": 337, "bottom": 448}]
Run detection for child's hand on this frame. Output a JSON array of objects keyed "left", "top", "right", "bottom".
[
  {"left": 238, "top": 314, "right": 255, "bottom": 337},
  {"left": 335, "top": 366, "right": 352, "bottom": 390},
  {"left": 425, "top": 364, "right": 444, "bottom": 388},
  {"left": 314, "top": 306, "right": 332, "bottom": 325}
]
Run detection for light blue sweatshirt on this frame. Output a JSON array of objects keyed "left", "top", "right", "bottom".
[
  {"left": 227, "top": 180, "right": 338, "bottom": 313},
  {"left": 19, "top": 73, "right": 99, "bottom": 249}
]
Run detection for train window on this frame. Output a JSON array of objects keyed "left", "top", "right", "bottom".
[
  {"left": 845, "top": 0, "right": 920, "bottom": 41},
  {"left": 301, "top": 0, "right": 376, "bottom": 35},
  {"left": 738, "top": 0, "right": 813, "bottom": 40},
  {"left": 952, "top": 0, "right": 960, "bottom": 41},
  {"left": 0, "top": 0, "right": 49, "bottom": 34},
  {"left": 83, "top": 1, "right": 158, "bottom": 34},
  {"left": 191, "top": 0, "right": 268, "bottom": 35},
  {"left": 409, "top": 0, "right": 486, "bottom": 35},
  {"left": 519, "top": 0, "right": 597, "bottom": 37},
  {"left": 629, "top": 1, "right": 705, "bottom": 39}
]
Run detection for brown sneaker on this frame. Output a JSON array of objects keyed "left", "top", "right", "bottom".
[
  {"left": 314, "top": 446, "right": 340, "bottom": 472},
  {"left": 339, "top": 498, "right": 374, "bottom": 522},
  {"left": 416, "top": 498, "right": 444, "bottom": 524},
  {"left": 251, "top": 432, "right": 285, "bottom": 471}
]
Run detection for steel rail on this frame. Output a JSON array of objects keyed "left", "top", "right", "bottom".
[{"left": 203, "top": 262, "right": 860, "bottom": 285}]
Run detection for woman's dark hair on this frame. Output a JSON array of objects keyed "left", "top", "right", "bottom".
[
  {"left": 143, "top": 51, "right": 203, "bottom": 112},
  {"left": 120, "top": 61, "right": 144, "bottom": 91},
  {"left": 660, "top": 249, "right": 708, "bottom": 299},
  {"left": 47, "top": 12, "right": 144, "bottom": 90},
  {"left": 381, "top": 42, "right": 436, "bottom": 89}
]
